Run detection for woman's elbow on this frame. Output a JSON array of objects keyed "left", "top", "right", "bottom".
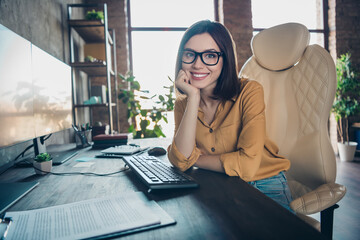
[{"left": 168, "top": 156, "right": 191, "bottom": 172}]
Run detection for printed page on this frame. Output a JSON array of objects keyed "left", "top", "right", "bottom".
[{"left": 4, "top": 192, "right": 160, "bottom": 240}]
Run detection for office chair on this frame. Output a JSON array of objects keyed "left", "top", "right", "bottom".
[{"left": 239, "top": 23, "right": 346, "bottom": 239}]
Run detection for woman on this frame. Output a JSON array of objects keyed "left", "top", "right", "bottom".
[{"left": 167, "top": 20, "right": 293, "bottom": 211}]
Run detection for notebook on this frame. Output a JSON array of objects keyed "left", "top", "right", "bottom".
[
  {"left": 0, "top": 182, "right": 39, "bottom": 215},
  {"left": 101, "top": 145, "right": 148, "bottom": 155}
]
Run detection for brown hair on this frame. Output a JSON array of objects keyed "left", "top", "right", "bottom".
[{"left": 175, "top": 20, "right": 240, "bottom": 100}]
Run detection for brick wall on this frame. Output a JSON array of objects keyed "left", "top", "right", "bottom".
[
  {"left": 335, "top": 0, "right": 360, "bottom": 68},
  {"left": 329, "top": 0, "right": 360, "bottom": 150},
  {"left": 221, "top": 0, "right": 253, "bottom": 71}
]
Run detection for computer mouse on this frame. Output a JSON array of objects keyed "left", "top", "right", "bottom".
[{"left": 148, "top": 147, "right": 167, "bottom": 156}]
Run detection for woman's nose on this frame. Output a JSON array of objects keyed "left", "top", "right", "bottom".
[{"left": 192, "top": 55, "right": 204, "bottom": 68}]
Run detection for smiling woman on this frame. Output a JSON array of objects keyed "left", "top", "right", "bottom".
[{"left": 167, "top": 20, "right": 293, "bottom": 212}]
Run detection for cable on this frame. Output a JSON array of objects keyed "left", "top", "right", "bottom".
[
  {"left": 41, "top": 134, "right": 52, "bottom": 143},
  {"left": 13, "top": 144, "right": 34, "bottom": 162}
]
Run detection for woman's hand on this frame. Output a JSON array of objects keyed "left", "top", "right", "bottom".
[
  {"left": 173, "top": 69, "right": 200, "bottom": 158},
  {"left": 175, "top": 70, "right": 200, "bottom": 99}
]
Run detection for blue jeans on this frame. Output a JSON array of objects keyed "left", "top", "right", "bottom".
[{"left": 248, "top": 172, "right": 293, "bottom": 212}]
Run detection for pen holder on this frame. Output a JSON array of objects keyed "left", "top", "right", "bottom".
[{"left": 75, "top": 129, "right": 92, "bottom": 148}]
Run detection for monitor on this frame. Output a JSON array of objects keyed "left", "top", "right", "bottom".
[
  {"left": 0, "top": 24, "right": 34, "bottom": 148},
  {"left": 0, "top": 24, "right": 72, "bottom": 156},
  {"left": 0, "top": 23, "right": 73, "bottom": 214}
]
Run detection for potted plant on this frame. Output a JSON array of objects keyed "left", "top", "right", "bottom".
[
  {"left": 332, "top": 53, "right": 360, "bottom": 161},
  {"left": 118, "top": 72, "right": 175, "bottom": 138},
  {"left": 85, "top": 9, "right": 104, "bottom": 22},
  {"left": 33, "top": 153, "right": 52, "bottom": 175}
]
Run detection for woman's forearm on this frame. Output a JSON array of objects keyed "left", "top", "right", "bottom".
[
  {"left": 195, "top": 154, "right": 225, "bottom": 173},
  {"left": 174, "top": 95, "right": 200, "bottom": 158}
]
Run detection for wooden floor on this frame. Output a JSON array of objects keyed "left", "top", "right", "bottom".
[{"left": 310, "top": 156, "right": 360, "bottom": 240}]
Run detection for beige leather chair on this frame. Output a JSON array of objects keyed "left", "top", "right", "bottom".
[{"left": 239, "top": 23, "right": 346, "bottom": 239}]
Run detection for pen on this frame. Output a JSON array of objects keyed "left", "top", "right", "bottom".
[{"left": 0, "top": 217, "right": 13, "bottom": 239}]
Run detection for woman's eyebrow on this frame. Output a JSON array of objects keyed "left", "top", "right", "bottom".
[{"left": 183, "top": 48, "right": 219, "bottom": 52}]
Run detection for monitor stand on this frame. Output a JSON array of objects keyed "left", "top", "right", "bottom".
[{"left": 16, "top": 141, "right": 80, "bottom": 167}]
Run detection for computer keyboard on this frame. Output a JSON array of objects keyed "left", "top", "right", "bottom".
[{"left": 122, "top": 155, "right": 198, "bottom": 190}]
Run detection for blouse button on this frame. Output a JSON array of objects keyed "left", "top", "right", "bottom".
[
  {"left": 209, "top": 128, "right": 213, "bottom": 133},
  {"left": 211, "top": 147, "right": 215, "bottom": 152}
]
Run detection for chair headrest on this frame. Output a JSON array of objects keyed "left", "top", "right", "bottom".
[{"left": 251, "top": 23, "right": 310, "bottom": 71}]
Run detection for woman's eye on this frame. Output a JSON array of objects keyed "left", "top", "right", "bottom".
[
  {"left": 185, "top": 52, "right": 195, "bottom": 58},
  {"left": 205, "top": 53, "right": 217, "bottom": 59}
]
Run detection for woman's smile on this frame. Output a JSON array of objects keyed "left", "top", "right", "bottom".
[{"left": 191, "top": 72, "right": 209, "bottom": 81}]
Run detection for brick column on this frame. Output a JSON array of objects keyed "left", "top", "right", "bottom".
[
  {"left": 334, "top": 0, "right": 360, "bottom": 148},
  {"left": 335, "top": 0, "right": 360, "bottom": 68},
  {"left": 220, "top": 0, "right": 253, "bottom": 72}
]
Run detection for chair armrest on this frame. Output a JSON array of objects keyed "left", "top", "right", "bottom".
[{"left": 290, "top": 183, "right": 346, "bottom": 215}]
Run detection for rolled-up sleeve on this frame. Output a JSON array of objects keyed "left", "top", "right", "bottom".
[
  {"left": 219, "top": 83, "right": 266, "bottom": 181},
  {"left": 168, "top": 140, "right": 202, "bottom": 171}
]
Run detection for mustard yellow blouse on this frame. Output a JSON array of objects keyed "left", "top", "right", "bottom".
[{"left": 167, "top": 79, "right": 290, "bottom": 182}]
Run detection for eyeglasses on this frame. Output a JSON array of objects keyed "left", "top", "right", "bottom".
[{"left": 182, "top": 50, "right": 223, "bottom": 66}]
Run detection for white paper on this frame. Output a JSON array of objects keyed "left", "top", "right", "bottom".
[
  {"left": 4, "top": 192, "right": 160, "bottom": 240},
  {"left": 72, "top": 162, "right": 95, "bottom": 168}
]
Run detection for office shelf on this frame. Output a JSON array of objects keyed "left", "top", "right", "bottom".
[
  {"left": 68, "top": 20, "right": 113, "bottom": 44},
  {"left": 70, "top": 62, "right": 114, "bottom": 76},
  {"left": 67, "top": 3, "right": 119, "bottom": 133},
  {"left": 74, "top": 103, "right": 116, "bottom": 108}
]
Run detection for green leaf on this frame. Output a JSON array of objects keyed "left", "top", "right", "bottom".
[
  {"left": 140, "top": 119, "right": 150, "bottom": 130},
  {"left": 35, "top": 153, "right": 52, "bottom": 162},
  {"left": 128, "top": 124, "right": 135, "bottom": 132},
  {"left": 156, "top": 111, "right": 162, "bottom": 120},
  {"left": 162, "top": 116, "right": 168, "bottom": 123},
  {"left": 140, "top": 109, "right": 148, "bottom": 117}
]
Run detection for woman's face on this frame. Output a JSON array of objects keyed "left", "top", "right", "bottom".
[{"left": 181, "top": 33, "right": 223, "bottom": 92}]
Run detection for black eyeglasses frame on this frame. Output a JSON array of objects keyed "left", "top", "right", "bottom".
[{"left": 181, "top": 50, "right": 223, "bottom": 66}]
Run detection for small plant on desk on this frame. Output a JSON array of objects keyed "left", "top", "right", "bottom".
[{"left": 33, "top": 153, "right": 52, "bottom": 175}]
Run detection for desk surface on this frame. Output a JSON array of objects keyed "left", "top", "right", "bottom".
[{"left": 0, "top": 138, "right": 326, "bottom": 240}]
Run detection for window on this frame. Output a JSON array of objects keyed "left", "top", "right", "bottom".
[
  {"left": 128, "top": 0, "right": 215, "bottom": 100},
  {"left": 251, "top": 0, "right": 326, "bottom": 48}
]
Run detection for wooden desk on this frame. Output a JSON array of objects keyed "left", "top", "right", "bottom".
[{"left": 1, "top": 138, "right": 326, "bottom": 240}]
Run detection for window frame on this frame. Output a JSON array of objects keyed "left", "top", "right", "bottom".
[
  {"left": 252, "top": 0, "right": 329, "bottom": 51},
  {"left": 126, "top": 0, "right": 218, "bottom": 72}
]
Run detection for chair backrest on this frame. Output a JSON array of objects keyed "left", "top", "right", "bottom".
[{"left": 240, "top": 23, "right": 337, "bottom": 198}]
